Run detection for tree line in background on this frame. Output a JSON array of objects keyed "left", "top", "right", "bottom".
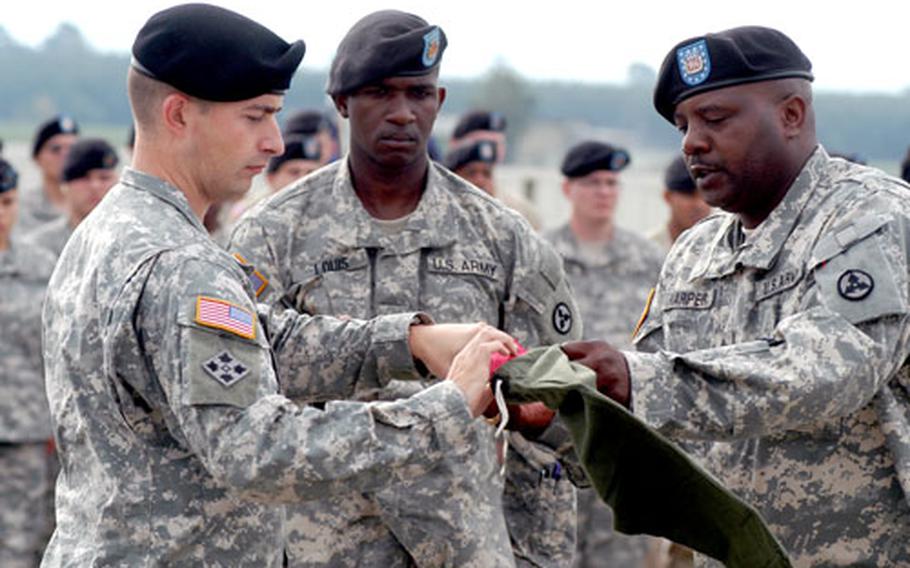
[{"left": 2, "top": 24, "right": 908, "bottom": 161}]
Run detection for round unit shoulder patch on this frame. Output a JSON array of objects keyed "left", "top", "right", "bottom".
[
  {"left": 552, "top": 302, "right": 573, "bottom": 335},
  {"left": 837, "top": 269, "right": 874, "bottom": 301}
]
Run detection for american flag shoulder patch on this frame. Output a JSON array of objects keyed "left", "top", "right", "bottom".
[{"left": 194, "top": 296, "right": 257, "bottom": 340}]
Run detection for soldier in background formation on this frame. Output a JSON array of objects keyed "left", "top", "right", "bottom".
[
  {"left": 16, "top": 117, "right": 79, "bottom": 235},
  {"left": 450, "top": 109, "right": 508, "bottom": 161},
  {"left": 40, "top": 5, "right": 515, "bottom": 564},
  {"left": 265, "top": 134, "right": 324, "bottom": 191},
  {"left": 447, "top": 110, "right": 542, "bottom": 228},
  {"left": 564, "top": 25, "right": 910, "bottom": 565},
  {"left": 230, "top": 10, "right": 583, "bottom": 566},
  {"left": 647, "top": 155, "right": 712, "bottom": 254},
  {"left": 225, "top": 109, "right": 338, "bottom": 227},
  {"left": 544, "top": 141, "right": 664, "bottom": 568},
  {"left": 282, "top": 109, "right": 341, "bottom": 165},
  {"left": 27, "top": 138, "right": 119, "bottom": 257},
  {"left": 0, "top": 158, "right": 58, "bottom": 567}
]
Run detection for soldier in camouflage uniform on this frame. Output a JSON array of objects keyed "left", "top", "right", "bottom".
[
  {"left": 41, "top": 5, "right": 514, "bottom": 566},
  {"left": 544, "top": 141, "right": 664, "bottom": 568},
  {"left": 564, "top": 26, "right": 910, "bottom": 565},
  {"left": 229, "top": 10, "right": 583, "bottom": 567},
  {"left": 16, "top": 117, "right": 79, "bottom": 236},
  {"left": 28, "top": 138, "right": 119, "bottom": 257},
  {"left": 0, "top": 158, "right": 57, "bottom": 567},
  {"left": 646, "top": 155, "right": 712, "bottom": 256}
]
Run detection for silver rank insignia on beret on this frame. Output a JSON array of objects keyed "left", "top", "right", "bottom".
[
  {"left": 479, "top": 141, "right": 495, "bottom": 161},
  {"left": 677, "top": 39, "right": 711, "bottom": 86},
  {"left": 202, "top": 350, "right": 250, "bottom": 387},
  {"left": 59, "top": 116, "right": 76, "bottom": 133},
  {"left": 422, "top": 27, "right": 441, "bottom": 67},
  {"left": 610, "top": 151, "right": 629, "bottom": 170},
  {"left": 304, "top": 137, "right": 321, "bottom": 160}
]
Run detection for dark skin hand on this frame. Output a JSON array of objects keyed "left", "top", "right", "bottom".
[
  {"left": 483, "top": 398, "right": 556, "bottom": 439},
  {"left": 561, "top": 340, "right": 632, "bottom": 409}
]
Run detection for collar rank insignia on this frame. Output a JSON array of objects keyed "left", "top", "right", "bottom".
[
  {"left": 195, "top": 296, "right": 256, "bottom": 340},
  {"left": 202, "top": 350, "right": 250, "bottom": 387},
  {"left": 422, "top": 27, "right": 441, "bottom": 67},
  {"left": 677, "top": 39, "right": 711, "bottom": 86}
]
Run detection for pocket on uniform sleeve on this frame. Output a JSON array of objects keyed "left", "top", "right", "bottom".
[
  {"left": 177, "top": 295, "right": 274, "bottom": 408},
  {"left": 811, "top": 219, "right": 908, "bottom": 325}
]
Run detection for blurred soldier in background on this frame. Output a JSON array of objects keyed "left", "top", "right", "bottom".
[
  {"left": 265, "top": 134, "right": 324, "bottom": 191},
  {"left": 283, "top": 109, "right": 341, "bottom": 164},
  {"left": 17, "top": 116, "right": 79, "bottom": 235},
  {"left": 226, "top": 110, "right": 338, "bottom": 227},
  {"left": 28, "top": 138, "right": 119, "bottom": 257},
  {"left": 0, "top": 158, "right": 58, "bottom": 567},
  {"left": 647, "top": 155, "right": 712, "bottom": 253},
  {"left": 544, "top": 140, "right": 664, "bottom": 568},
  {"left": 448, "top": 110, "right": 541, "bottom": 228},
  {"left": 451, "top": 109, "right": 508, "bottom": 161}
]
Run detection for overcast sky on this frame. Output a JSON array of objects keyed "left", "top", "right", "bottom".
[{"left": 5, "top": 0, "right": 907, "bottom": 94}]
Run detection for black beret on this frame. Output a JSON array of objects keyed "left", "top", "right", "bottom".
[
  {"left": 664, "top": 155, "right": 696, "bottom": 194},
  {"left": 561, "top": 141, "right": 631, "bottom": 178},
  {"left": 328, "top": 10, "right": 447, "bottom": 96},
  {"left": 453, "top": 110, "right": 507, "bottom": 139},
  {"left": 0, "top": 158, "right": 18, "bottom": 194},
  {"left": 131, "top": 3, "right": 306, "bottom": 102},
  {"left": 267, "top": 135, "right": 322, "bottom": 173},
  {"left": 32, "top": 115, "right": 78, "bottom": 157},
  {"left": 283, "top": 110, "right": 329, "bottom": 136},
  {"left": 653, "top": 26, "right": 813, "bottom": 123},
  {"left": 63, "top": 138, "right": 119, "bottom": 182},
  {"left": 444, "top": 140, "right": 498, "bottom": 171}
]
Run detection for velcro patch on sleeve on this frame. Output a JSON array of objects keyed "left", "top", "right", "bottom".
[{"left": 195, "top": 296, "right": 257, "bottom": 340}]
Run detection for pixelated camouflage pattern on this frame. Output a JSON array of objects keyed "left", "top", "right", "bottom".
[
  {"left": 0, "top": 238, "right": 56, "bottom": 442},
  {"left": 41, "top": 168, "right": 483, "bottom": 566},
  {"left": 1, "top": 239, "right": 57, "bottom": 566},
  {"left": 26, "top": 217, "right": 72, "bottom": 259},
  {"left": 545, "top": 223, "right": 664, "bottom": 567},
  {"left": 15, "top": 186, "right": 63, "bottom": 237},
  {"left": 230, "top": 159, "right": 583, "bottom": 567},
  {"left": 627, "top": 147, "right": 910, "bottom": 565},
  {"left": 0, "top": 443, "right": 55, "bottom": 567},
  {"left": 545, "top": 224, "right": 663, "bottom": 348}
]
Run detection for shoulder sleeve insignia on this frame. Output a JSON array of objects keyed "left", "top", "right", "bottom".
[
  {"left": 233, "top": 252, "right": 270, "bottom": 298},
  {"left": 195, "top": 296, "right": 257, "bottom": 340}
]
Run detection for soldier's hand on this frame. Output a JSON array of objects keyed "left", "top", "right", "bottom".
[
  {"left": 562, "top": 340, "right": 632, "bottom": 408},
  {"left": 409, "top": 322, "right": 517, "bottom": 379},
  {"left": 446, "top": 324, "right": 518, "bottom": 417},
  {"left": 507, "top": 402, "right": 556, "bottom": 438}
]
